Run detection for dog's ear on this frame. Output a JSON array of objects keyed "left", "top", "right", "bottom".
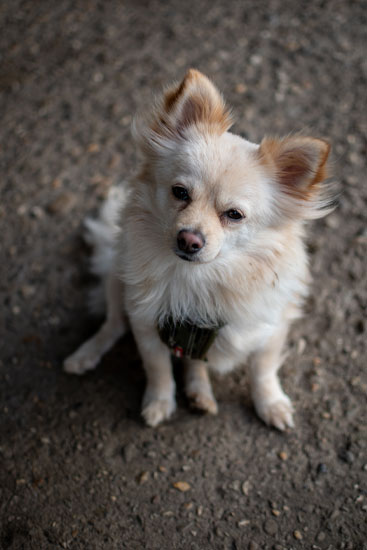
[
  {"left": 133, "top": 69, "right": 232, "bottom": 154},
  {"left": 259, "top": 136, "right": 330, "bottom": 194},
  {"left": 258, "top": 136, "right": 334, "bottom": 220},
  {"left": 160, "top": 69, "right": 232, "bottom": 136}
]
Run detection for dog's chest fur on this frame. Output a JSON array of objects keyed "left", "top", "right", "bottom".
[{"left": 117, "top": 205, "right": 309, "bottom": 345}]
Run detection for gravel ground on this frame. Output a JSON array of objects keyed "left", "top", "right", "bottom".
[{"left": 1, "top": 1, "right": 366, "bottom": 548}]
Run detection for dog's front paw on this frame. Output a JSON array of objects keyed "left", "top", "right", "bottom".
[
  {"left": 63, "top": 351, "right": 98, "bottom": 375},
  {"left": 187, "top": 390, "right": 218, "bottom": 415},
  {"left": 255, "top": 395, "right": 294, "bottom": 431},
  {"left": 142, "top": 398, "right": 176, "bottom": 427}
]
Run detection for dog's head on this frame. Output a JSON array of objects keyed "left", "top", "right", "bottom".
[{"left": 133, "top": 69, "right": 333, "bottom": 265}]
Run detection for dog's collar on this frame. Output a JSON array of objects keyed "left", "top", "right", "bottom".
[{"left": 157, "top": 317, "right": 225, "bottom": 360}]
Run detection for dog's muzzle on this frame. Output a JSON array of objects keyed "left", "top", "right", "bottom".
[{"left": 175, "top": 229, "right": 205, "bottom": 261}]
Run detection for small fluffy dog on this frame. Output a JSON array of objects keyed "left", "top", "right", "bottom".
[{"left": 64, "top": 69, "right": 333, "bottom": 430}]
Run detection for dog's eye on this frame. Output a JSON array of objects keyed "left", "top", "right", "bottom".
[
  {"left": 172, "top": 185, "right": 190, "bottom": 201},
  {"left": 225, "top": 209, "right": 244, "bottom": 220}
]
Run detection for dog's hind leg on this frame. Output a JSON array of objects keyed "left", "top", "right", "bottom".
[
  {"left": 64, "top": 273, "right": 126, "bottom": 375},
  {"left": 185, "top": 359, "right": 218, "bottom": 415}
]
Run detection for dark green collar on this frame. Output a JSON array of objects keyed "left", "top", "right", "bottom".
[{"left": 157, "top": 317, "right": 225, "bottom": 360}]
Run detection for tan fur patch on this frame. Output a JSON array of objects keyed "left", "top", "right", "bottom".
[
  {"left": 163, "top": 69, "right": 199, "bottom": 112},
  {"left": 258, "top": 136, "right": 330, "bottom": 200},
  {"left": 311, "top": 139, "right": 330, "bottom": 185},
  {"left": 178, "top": 93, "right": 232, "bottom": 135},
  {"left": 158, "top": 69, "right": 233, "bottom": 138},
  {"left": 164, "top": 78, "right": 188, "bottom": 113}
]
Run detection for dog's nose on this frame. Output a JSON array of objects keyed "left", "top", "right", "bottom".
[{"left": 177, "top": 229, "right": 205, "bottom": 254}]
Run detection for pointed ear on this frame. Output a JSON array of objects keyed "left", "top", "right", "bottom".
[
  {"left": 133, "top": 69, "right": 233, "bottom": 154},
  {"left": 258, "top": 135, "right": 334, "bottom": 220},
  {"left": 160, "top": 69, "right": 232, "bottom": 135},
  {"left": 259, "top": 136, "right": 330, "bottom": 197}
]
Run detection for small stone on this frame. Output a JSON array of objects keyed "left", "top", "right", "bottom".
[
  {"left": 311, "top": 383, "right": 320, "bottom": 392},
  {"left": 197, "top": 505, "right": 203, "bottom": 516},
  {"left": 248, "top": 542, "right": 259, "bottom": 550},
  {"left": 47, "top": 192, "right": 76, "bottom": 215},
  {"left": 173, "top": 481, "right": 191, "bottom": 492},
  {"left": 111, "top": 495, "right": 117, "bottom": 501},
  {"left": 17, "top": 204, "right": 27, "bottom": 215},
  {"left": 235, "top": 83, "right": 247, "bottom": 94},
  {"left": 137, "top": 471, "right": 149, "bottom": 484},
  {"left": 238, "top": 519, "right": 250, "bottom": 527},
  {"left": 229, "top": 479, "right": 240, "bottom": 491},
  {"left": 339, "top": 450, "right": 355, "bottom": 464},
  {"left": 87, "top": 143, "right": 100, "bottom": 153},
  {"left": 279, "top": 451, "right": 288, "bottom": 461},
  {"left": 294, "top": 530, "right": 302, "bottom": 540},
  {"left": 30, "top": 206, "right": 44, "bottom": 218},
  {"left": 214, "top": 526, "right": 223, "bottom": 537},
  {"left": 271, "top": 509, "right": 280, "bottom": 516},
  {"left": 250, "top": 54, "right": 262, "bottom": 65},
  {"left": 317, "top": 463, "right": 328, "bottom": 474},
  {"left": 242, "top": 480, "right": 251, "bottom": 495},
  {"left": 183, "top": 501, "right": 193, "bottom": 510},
  {"left": 21, "top": 285, "right": 36, "bottom": 298},
  {"left": 52, "top": 178, "right": 62, "bottom": 189},
  {"left": 158, "top": 465, "right": 167, "bottom": 473},
  {"left": 316, "top": 531, "right": 326, "bottom": 541},
  {"left": 264, "top": 519, "right": 278, "bottom": 535}
]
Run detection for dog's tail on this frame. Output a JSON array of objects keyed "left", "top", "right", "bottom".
[{"left": 84, "top": 184, "right": 128, "bottom": 314}]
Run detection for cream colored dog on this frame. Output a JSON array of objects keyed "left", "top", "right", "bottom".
[{"left": 64, "top": 69, "right": 333, "bottom": 430}]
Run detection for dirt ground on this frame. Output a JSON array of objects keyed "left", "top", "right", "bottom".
[{"left": 1, "top": 1, "right": 366, "bottom": 548}]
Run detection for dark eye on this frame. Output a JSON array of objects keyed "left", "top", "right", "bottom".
[
  {"left": 172, "top": 185, "right": 190, "bottom": 201},
  {"left": 225, "top": 209, "right": 244, "bottom": 220}
]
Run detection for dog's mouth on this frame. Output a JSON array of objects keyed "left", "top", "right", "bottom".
[
  {"left": 174, "top": 248, "right": 220, "bottom": 264},
  {"left": 174, "top": 249, "right": 201, "bottom": 262}
]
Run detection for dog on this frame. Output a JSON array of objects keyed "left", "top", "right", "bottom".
[{"left": 64, "top": 69, "right": 334, "bottom": 430}]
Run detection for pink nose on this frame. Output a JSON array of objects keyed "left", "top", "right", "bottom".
[{"left": 177, "top": 229, "right": 205, "bottom": 254}]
